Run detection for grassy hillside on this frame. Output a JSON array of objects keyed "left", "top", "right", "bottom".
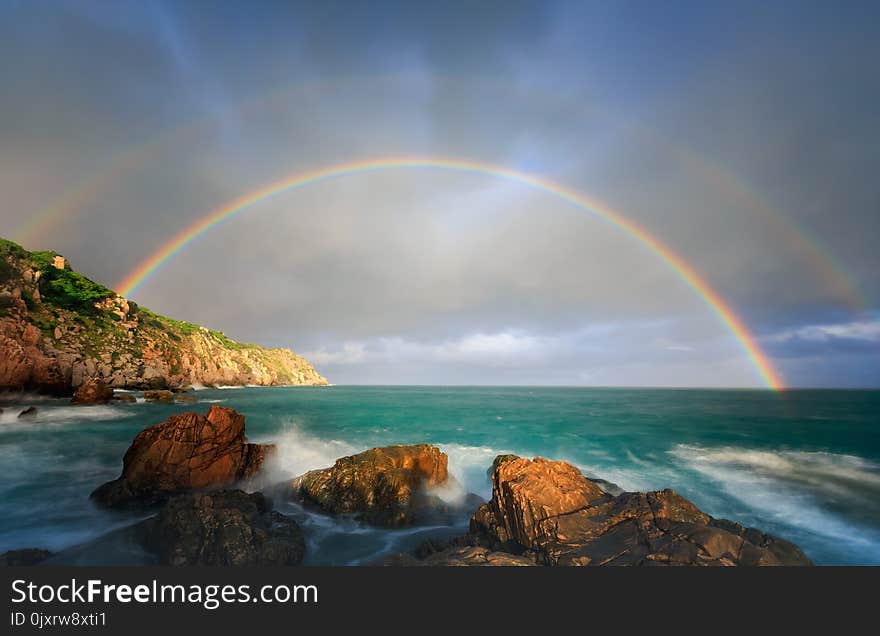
[{"left": 0, "top": 237, "right": 327, "bottom": 391}]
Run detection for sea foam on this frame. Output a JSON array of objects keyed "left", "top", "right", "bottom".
[{"left": 669, "top": 444, "right": 880, "bottom": 559}]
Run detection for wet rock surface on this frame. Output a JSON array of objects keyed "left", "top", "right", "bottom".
[
  {"left": 144, "top": 389, "right": 174, "bottom": 402},
  {"left": 289, "top": 444, "right": 452, "bottom": 526},
  {"left": 138, "top": 490, "right": 305, "bottom": 566},
  {"left": 17, "top": 405, "right": 38, "bottom": 419},
  {"left": 466, "top": 455, "right": 813, "bottom": 566},
  {"left": 91, "top": 406, "right": 273, "bottom": 508},
  {"left": 0, "top": 548, "right": 54, "bottom": 566}
]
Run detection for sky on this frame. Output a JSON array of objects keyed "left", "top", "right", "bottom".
[{"left": 1, "top": 0, "right": 878, "bottom": 387}]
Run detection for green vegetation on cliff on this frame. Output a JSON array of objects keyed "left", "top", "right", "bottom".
[{"left": 0, "top": 237, "right": 327, "bottom": 391}]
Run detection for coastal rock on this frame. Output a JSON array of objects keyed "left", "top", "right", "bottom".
[
  {"left": 469, "top": 455, "right": 813, "bottom": 566},
  {"left": 71, "top": 377, "right": 113, "bottom": 404},
  {"left": 113, "top": 393, "right": 137, "bottom": 403},
  {"left": 144, "top": 389, "right": 174, "bottom": 402},
  {"left": 91, "top": 405, "right": 274, "bottom": 508},
  {"left": 386, "top": 546, "right": 537, "bottom": 567},
  {"left": 0, "top": 548, "right": 54, "bottom": 566},
  {"left": 290, "top": 444, "right": 449, "bottom": 526},
  {"left": 139, "top": 490, "right": 305, "bottom": 566}
]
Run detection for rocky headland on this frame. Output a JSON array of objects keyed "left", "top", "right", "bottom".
[{"left": 0, "top": 237, "right": 327, "bottom": 395}]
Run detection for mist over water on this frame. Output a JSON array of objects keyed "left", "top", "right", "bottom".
[{"left": 1, "top": 387, "right": 878, "bottom": 565}]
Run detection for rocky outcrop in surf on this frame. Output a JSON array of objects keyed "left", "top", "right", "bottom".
[
  {"left": 72, "top": 435, "right": 815, "bottom": 566},
  {"left": 71, "top": 377, "right": 113, "bottom": 404},
  {"left": 91, "top": 406, "right": 273, "bottom": 508},
  {"left": 438, "top": 454, "right": 812, "bottom": 566},
  {"left": 0, "top": 237, "right": 327, "bottom": 394},
  {"left": 289, "top": 444, "right": 454, "bottom": 526},
  {"left": 138, "top": 490, "right": 305, "bottom": 566}
]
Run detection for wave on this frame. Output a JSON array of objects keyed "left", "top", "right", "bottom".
[
  {"left": 671, "top": 444, "right": 880, "bottom": 498},
  {"left": 0, "top": 404, "right": 134, "bottom": 429},
  {"left": 669, "top": 444, "right": 880, "bottom": 556},
  {"left": 262, "top": 421, "right": 359, "bottom": 482},
  {"left": 435, "top": 442, "right": 512, "bottom": 499}
]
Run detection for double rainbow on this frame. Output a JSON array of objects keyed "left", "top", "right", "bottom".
[{"left": 115, "top": 157, "right": 785, "bottom": 390}]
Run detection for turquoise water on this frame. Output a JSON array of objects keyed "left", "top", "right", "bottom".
[{"left": 1, "top": 386, "right": 878, "bottom": 565}]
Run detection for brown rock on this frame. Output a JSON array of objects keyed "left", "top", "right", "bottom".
[
  {"left": 385, "top": 546, "right": 537, "bottom": 567},
  {"left": 71, "top": 377, "right": 113, "bottom": 404},
  {"left": 469, "top": 455, "right": 812, "bottom": 566},
  {"left": 90, "top": 405, "right": 274, "bottom": 508},
  {"left": 139, "top": 490, "right": 304, "bottom": 566},
  {"left": 113, "top": 393, "right": 137, "bottom": 403},
  {"left": 290, "top": 444, "right": 449, "bottom": 526},
  {"left": 144, "top": 389, "right": 174, "bottom": 402}
]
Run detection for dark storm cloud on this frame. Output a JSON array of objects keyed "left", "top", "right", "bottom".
[{"left": 1, "top": 0, "right": 877, "bottom": 386}]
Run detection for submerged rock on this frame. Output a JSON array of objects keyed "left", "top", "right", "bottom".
[
  {"left": 468, "top": 455, "right": 813, "bottom": 566},
  {"left": 0, "top": 548, "right": 53, "bottom": 566},
  {"left": 91, "top": 405, "right": 273, "bottom": 508},
  {"left": 17, "top": 406, "right": 37, "bottom": 419},
  {"left": 71, "top": 377, "right": 113, "bottom": 405},
  {"left": 144, "top": 389, "right": 174, "bottom": 402},
  {"left": 139, "top": 490, "right": 304, "bottom": 566},
  {"left": 289, "top": 444, "right": 450, "bottom": 526}
]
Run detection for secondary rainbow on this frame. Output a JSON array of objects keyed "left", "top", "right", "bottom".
[{"left": 115, "top": 156, "right": 785, "bottom": 390}]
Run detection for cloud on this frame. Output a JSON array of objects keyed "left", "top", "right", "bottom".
[
  {"left": 768, "top": 319, "right": 880, "bottom": 344},
  {"left": 301, "top": 342, "right": 367, "bottom": 366},
  {"left": 0, "top": 2, "right": 877, "bottom": 387}
]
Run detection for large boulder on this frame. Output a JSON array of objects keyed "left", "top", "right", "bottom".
[
  {"left": 91, "top": 405, "right": 273, "bottom": 507},
  {"left": 71, "top": 377, "right": 113, "bottom": 404},
  {"left": 139, "top": 490, "right": 304, "bottom": 566},
  {"left": 469, "top": 455, "right": 812, "bottom": 566},
  {"left": 289, "top": 444, "right": 450, "bottom": 526}
]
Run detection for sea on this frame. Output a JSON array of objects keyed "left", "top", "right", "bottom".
[{"left": 1, "top": 386, "right": 878, "bottom": 565}]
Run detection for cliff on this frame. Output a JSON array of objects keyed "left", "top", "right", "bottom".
[{"left": 0, "top": 238, "right": 327, "bottom": 393}]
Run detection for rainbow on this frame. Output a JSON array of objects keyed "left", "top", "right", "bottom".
[
  {"left": 16, "top": 77, "right": 866, "bottom": 314},
  {"left": 117, "top": 157, "right": 784, "bottom": 389}
]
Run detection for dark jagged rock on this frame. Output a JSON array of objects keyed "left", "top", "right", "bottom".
[
  {"left": 71, "top": 377, "right": 113, "bottom": 404},
  {"left": 467, "top": 455, "right": 813, "bottom": 566},
  {"left": 91, "top": 405, "right": 273, "bottom": 508},
  {"left": 0, "top": 548, "right": 53, "bottom": 566},
  {"left": 289, "top": 444, "right": 451, "bottom": 526},
  {"left": 17, "top": 406, "right": 37, "bottom": 419},
  {"left": 384, "top": 546, "right": 536, "bottom": 567},
  {"left": 138, "top": 490, "right": 304, "bottom": 566}
]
